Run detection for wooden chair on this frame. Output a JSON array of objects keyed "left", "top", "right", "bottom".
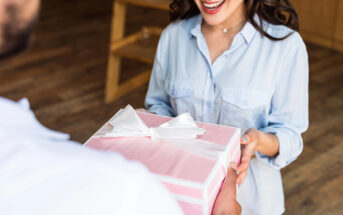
[{"left": 105, "top": 0, "right": 170, "bottom": 103}]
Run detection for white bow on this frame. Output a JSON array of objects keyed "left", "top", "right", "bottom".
[
  {"left": 104, "top": 105, "right": 205, "bottom": 139},
  {"left": 102, "top": 105, "right": 227, "bottom": 161}
]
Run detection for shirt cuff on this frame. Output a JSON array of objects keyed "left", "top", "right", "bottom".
[
  {"left": 147, "top": 105, "right": 174, "bottom": 117},
  {"left": 255, "top": 127, "right": 302, "bottom": 170}
]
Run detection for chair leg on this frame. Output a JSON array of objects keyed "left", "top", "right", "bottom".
[
  {"left": 105, "top": 56, "right": 121, "bottom": 103},
  {"left": 105, "top": 0, "right": 127, "bottom": 103}
]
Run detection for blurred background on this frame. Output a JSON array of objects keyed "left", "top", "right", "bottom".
[{"left": 0, "top": 0, "right": 342, "bottom": 214}]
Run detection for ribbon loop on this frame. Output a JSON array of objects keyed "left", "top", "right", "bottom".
[
  {"left": 102, "top": 105, "right": 226, "bottom": 162},
  {"left": 148, "top": 127, "right": 157, "bottom": 140},
  {"left": 105, "top": 105, "right": 205, "bottom": 139}
]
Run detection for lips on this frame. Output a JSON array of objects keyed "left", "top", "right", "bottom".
[{"left": 201, "top": 0, "right": 225, "bottom": 14}]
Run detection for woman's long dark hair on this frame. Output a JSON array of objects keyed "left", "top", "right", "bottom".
[{"left": 169, "top": 0, "right": 299, "bottom": 41}]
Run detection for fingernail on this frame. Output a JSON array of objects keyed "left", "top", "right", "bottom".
[
  {"left": 242, "top": 137, "right": 247, "bottom": 142},
  {"left": 229, "top": 162, "right": 237, "bottom": 170}
]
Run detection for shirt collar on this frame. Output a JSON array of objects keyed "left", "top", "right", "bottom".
[
  {"left": 187, "top": 14, "right": 257, "bottom": 45},
  {"left": 188, "top": 14, "right": 203, "bottom": 39}
]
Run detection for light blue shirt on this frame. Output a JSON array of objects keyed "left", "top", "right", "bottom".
[{"left": 145, "top": 15, "right": 309, "bottom": 215}]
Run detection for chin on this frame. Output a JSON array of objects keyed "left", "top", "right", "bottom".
[{"left": 201, "top": 12, "right": 228, "bottom": 26}]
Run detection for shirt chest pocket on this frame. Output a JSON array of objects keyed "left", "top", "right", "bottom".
[
  {"left": 165, "top": 80, "right": 194, "bottom": 115},
  {"left": 219, "top": 88, "right": 270, "bottom": 132}
]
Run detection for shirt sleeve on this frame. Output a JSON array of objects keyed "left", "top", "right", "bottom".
[
  {"left": 256, "top": 33, "right": 309, "bottom": 169},
  {"left": 145, "top": 29, "right": 175, "bottom": 117}
]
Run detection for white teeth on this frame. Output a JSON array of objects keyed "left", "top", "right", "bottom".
[
  {"left": 203, "top": 1, "right": 224, "bottom": 9},
  {"left": 204, "top": 2, "right": 220, "bottom": 7}
]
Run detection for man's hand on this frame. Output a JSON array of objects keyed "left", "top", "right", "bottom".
[{"left": 212, "top": 162, "right": 241, "bottom": 215}]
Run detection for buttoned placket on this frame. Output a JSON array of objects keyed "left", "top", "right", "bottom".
[
  {"left": 192, "top": 31, "right": 213, "bottom": 123},
  {"left": 193, "top": 30, "right": 247, "bottom": 123}
]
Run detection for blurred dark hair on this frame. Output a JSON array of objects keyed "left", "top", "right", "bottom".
[{"left": 169, "top": 0, "right": 299, "bottom": 41}]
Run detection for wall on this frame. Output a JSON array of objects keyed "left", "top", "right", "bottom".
[{"left": 292, "top": 0, "right": 343, "bottom": 52}]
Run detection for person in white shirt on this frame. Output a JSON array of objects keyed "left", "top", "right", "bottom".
[
  {"left": 0, "top": 0, "right": 240, "bottom": 214},
  {"left": 0, "top": 97, "right": 186, "bottom": 215}
]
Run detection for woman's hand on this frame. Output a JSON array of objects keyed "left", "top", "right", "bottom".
[
  {"left": 212, "top": 162, "right": 241, "bottom": 215},
  {"left": 135, "top": 108, "right": 150, "bottom": 113},
  {"left": 237, "top": 128, "right": 260, "bottom": 186},
  {"left": 237, "top": 128, "right": 280, "bottom": 186}
]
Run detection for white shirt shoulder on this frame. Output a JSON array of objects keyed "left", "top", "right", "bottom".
[{"left": 0, "top": 97, "right": 183, "bottom": 215}]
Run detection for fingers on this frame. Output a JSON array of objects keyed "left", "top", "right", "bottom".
[
  {"left": 212, "top": 162, "right": 241, "bottom": 215},
  {"left": 237, "top": 158, "right": 249, "bottom": 173},
  {"left": 227, "top": 162, "right": 238, "bottom": 179},
  {"left": 237, "top": 171, "right": 247, "bottom": 186},
  {"left": 222, "top": 162, "right": 238, "bottom": 194},
  {"left": 241, "top": 129, "right": 253, "bottom": 145},
  {"left": 241, "top": 147, "right": 254, "bottom": 160},
  {"left": 238, "top": 147, "right": 253, "bottom": 173},
  {"left": 240, "top": 135, "right": 250, "bottom": 145},
  {"left": 241, "top": 153, "right": 250, "bottom": 162},
  {"left": 237, "top": 128, "right": 258, "bottom": 188},
  {"left": 237, "top": 153, "right": 250, "bottom": 186},
  {"left": 241, "top": 128, "right": 259, "bottom": 145},
  {"left": 135, "top": 108, "right": 149, "bottom": 113}
]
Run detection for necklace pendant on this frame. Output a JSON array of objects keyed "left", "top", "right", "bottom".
[{"left": 223, "top": 28, "right": 227, "bottom": 33}]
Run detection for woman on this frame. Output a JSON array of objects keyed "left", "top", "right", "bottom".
[{"left": 145, "top": 0, "right": 309, "bottom": 214}]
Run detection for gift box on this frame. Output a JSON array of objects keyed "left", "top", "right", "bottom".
[{"left": 85, "top": 105, "right": 241, "bottom": 215}]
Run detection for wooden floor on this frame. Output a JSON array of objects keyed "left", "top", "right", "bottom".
[{"left": 0, "top": 0, "right": 342, "bottom": 214}]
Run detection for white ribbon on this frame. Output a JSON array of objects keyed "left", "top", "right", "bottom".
[{"left": 102, "top": 105, "right": 227, "bottom": 161}]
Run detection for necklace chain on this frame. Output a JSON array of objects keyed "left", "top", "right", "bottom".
[{"left": 215, "top": 19, "right": 246, "bottom": 34}]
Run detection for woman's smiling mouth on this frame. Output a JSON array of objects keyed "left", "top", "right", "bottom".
[{"left": 202, "top": 0, "right": 226, "bottom": 14}]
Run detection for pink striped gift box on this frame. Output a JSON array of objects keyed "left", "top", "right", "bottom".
[{"left": 85, "top": 111, "right": 241, "bottom": 215}]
